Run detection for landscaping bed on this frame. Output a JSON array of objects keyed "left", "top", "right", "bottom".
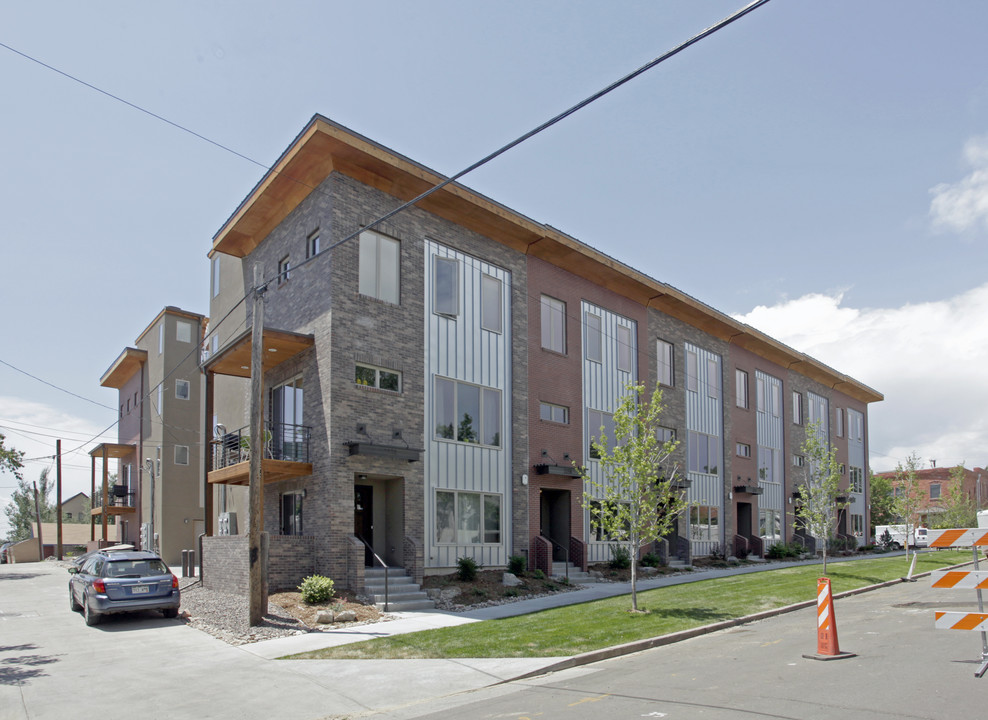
[{"left": 422, "top": 568, "right": 580, "bottom": 609}]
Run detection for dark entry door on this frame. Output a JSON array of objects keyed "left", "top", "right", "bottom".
[
  {"left": 737, "top": 502, "right": 752, "bottom": 538},
  {"left": 540, "top": 489, "right": 570, "bottom": 562},
  {"left": 354, "top": 484, "right": 374, "bottom": 565}
]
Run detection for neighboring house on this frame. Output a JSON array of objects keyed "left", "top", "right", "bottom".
[
  {"left": 200, "top": 115, "right": 882, "bottom": 596},
  {"left": 6, "top": 523, "right": 91, "bottom": 563},
  {"left": 875, "top": 465, "right": 985, "bottom": 526},
  {"left": 61, "top": 492, "right": 89, "bottom": 522},
  {"left": 94, "top": 307, "right": 206, "bottom": 566}
]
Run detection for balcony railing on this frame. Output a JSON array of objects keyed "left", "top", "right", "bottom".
[{"left": 213, "top": 423, "right": 311, "bottom": 471}]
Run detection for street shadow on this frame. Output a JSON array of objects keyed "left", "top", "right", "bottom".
[
  {"left": 635, "top": 606, "right": 733, "bottom": 622},
  {"left": 0, "top": 572, "right": 43, "bottom": 581},
  {"left": 79, "top": 610, "right": 185, "bottom": 633},
  {"left": 0, "top": 647, "right": 60, "bottom": 686}
]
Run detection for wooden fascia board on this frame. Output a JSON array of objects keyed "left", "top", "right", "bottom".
[{"left": 100, "top": 348, "right": 147, "bottom": 389}]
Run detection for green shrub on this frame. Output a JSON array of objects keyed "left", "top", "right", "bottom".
[
  {"left": 504, "top": 587, "right": 520, "bottom": 597},
  {"left": 532, "top": 569, "right": 546, "bottom": 580},
  {"left": 457, "top": 556, "right": 480, "bottom": 581},
  {"left": 298, "top": 575, "right": 335, "bottom": 604},
  {"left": 507, "top": 555, "right": 527, "bottom": 575},
  {"left": 640, "top": 552, "right": 662, "bottom": 568},
  {"left": 609, "top": 544, "right": 631, "bottom": 569}
]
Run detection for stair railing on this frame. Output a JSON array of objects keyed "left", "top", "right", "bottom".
[
  {"left": 355, "top": 534, "right": 389, "bottom": 612},
  {"left": 539, "top": 533, "right": 569, "bottom": 583}
]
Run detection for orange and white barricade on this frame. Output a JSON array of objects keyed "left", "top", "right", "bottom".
[
  {"left": 802, "top": 577, "right": 855, "bottom": 661},
  {"left": 928, "top": 528, "right": 988, "bottom": 677}
]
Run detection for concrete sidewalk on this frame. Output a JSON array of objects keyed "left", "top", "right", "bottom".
[{"left": 242, "top": 553, "right": 897, "bottom": 660}]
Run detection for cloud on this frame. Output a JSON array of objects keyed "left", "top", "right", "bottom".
[
  {"left": 734, "top": 284, "right": 988, "bottom": 473},
  {"left": 930, "top": 135, "right": 988, "bottom": 233}
]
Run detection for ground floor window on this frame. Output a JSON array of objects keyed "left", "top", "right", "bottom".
[
  {"left": 691, "top": 504, "right": 719, "bottom": 542},
  {"left": 850, "top": 513, "right": 864, "bottom": 537},
  {"left": 436, "top": 490, "right": 501, "bottom": 544},
  {"left": 281, "top": 492, "right": 303, "bottom": 536},
  {"left": 759, "top": 509, "right": 782, "bottom": 545},
  {"left": 588, "top": 500, "right": 630, "bottom": 542}
]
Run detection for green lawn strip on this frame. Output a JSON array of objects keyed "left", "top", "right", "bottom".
[{"left": 286, "top": 551, "right": 969, "bottom": 660}]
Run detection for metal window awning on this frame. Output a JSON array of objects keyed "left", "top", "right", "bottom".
[
  {"left": 344, "top": 441, "right": 422, "bottom": 463},
  {"left": 533, "top": 463, "right": 581, "bottom": 477},
  {"left": 734, "top": 485, "right": 764, "bottom": 495}
]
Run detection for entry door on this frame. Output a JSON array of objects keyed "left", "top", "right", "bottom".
[
  {"left": 354, "top": 484, "right": 374, "bottom": 565},
  {"left": 540, "top": 489, "right": 571, "bottom": 562},
  {"left": 737, "top": 502, "right": 752, "bottom": 538}
]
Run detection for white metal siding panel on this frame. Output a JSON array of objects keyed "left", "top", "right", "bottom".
[{"left": 685, "top": 343, "right": 724, "bottom": 553}]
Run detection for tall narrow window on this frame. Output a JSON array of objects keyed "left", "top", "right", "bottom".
[
  {"left": 481, "top": 274, "right": 502, "bottom": 332},
  {"left": 433, "top": 256, "right": 458, "bottom": 315},
  {"left": 587, "top": 409, "right": 616, "bottom": 459},
  {"left": 306, "top": 231, "right": 321, "bottom": 258},
  {"left": 770, "top": 383, "right": 781, "bottom": 417},
  {"left": 540, "top": 296, "right": 566, "bottom": 353},
  {"left": 175, "top": 379, "right": 190, "bottom": 400},
  {"left": 736, "top": 369, "right": 749, "bottom": 408},
  {"left": 158, "top": 322, "right": 164, "bottom": 355},
  {"left": 270, "top": 376, "right": 304, "bottom": 461},
  {"left": 835, "top": 408, "right": 844, "bottom": 437},
  {"left": 585, "top": 313, "right": 602, "bottom": 362},
  {"left": 706, "top": 358, "right": 719, "bottom": 399},
  {"left": 281, "top": 492, "right": 303, "bottom": 535},
  {"left": 359, "top": 230, "right": 400, "bottom": 304},
  {"left": 756, "top": 376, "right": 765, "bottom": 412},
  {"left": 792, "top": 391, "right": 803, "bottom": 425},
  {"left": 686, "top": 350, "right": 698, "bottom": 392},
  {"left": 278, "top": 256, "right": 291, "bottom": 284},
  {"left": 211, "top": 256, "right": 221, "bottom": 298},
  {"left": 657, "top": 340, "right": 674, "bottom": 386},
  {"left": 617, "top": 325, "right": 633, "bottom": 372}
]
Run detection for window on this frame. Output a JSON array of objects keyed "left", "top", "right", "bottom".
[
  {"left": 175, "top": 445, "right": 189, "bottom": 466},
  {"left": 736, "top": 442, "right": 751, "bottom": 458},
  {"left": 281, "top": 492, "right": 303, "bottom": 536},
  {"left": 355, "top": 363, "right": 401, "bottom": 392},
  {"left": 588, "top": 500, "right": 630, "bottom": 542},
  {"left": 835, "top": 408, "right": 844, "bottom": 437},
  {"left": 736, "top": 370, "right": 749, "bottom": 408},
  {"left": 540, "top": 296, "right": 566, "bottom": 353},
  {"left": 792, "top": 392, "right": 803, "bottom": 425},
  {"left": 657, "top": 340, "right": 674, "bottom": 386},
  {"left": 851, "top": 514, "right": 864, "bottom": 537},
  {"left": 688, "top": 431, "right": 720, "bottom": 475},
  {"left": 307, "top": 231, "right": 321, "bottom": 258},
  {"left": 585, "top": 313, "right": 602, "bottom": 362},
  {"left": 539, "top": 402, "right": 569, "bottom": 424},
  {"left": 758, "top": 446, "right": 783, "bottom": 484},
  {"left": 686, "top": 350, "right": 698, "bottom": 392},
  {"left": 176, "top": 320, "right": 192, "bottom": 343},
  {"left": 690, "top": 505, "right": 719, "bottom": 542},
  {"left": 850, "top": 466, "right": 864, "bottom": 493},
  {"left": 211, "top": 256, "right": 221, "bottom": 298},
  {"left": 158, "top": 322, "right": 164, "bottom": 355},
  {"left": 175, "top": 379, "right": 190, "bottom": 400},
  {"left": 156, "top": 384, "right": 163, "bottom": 412},
  {"left": 481, "top": 274, "right": 502, "bottom": 332},
  {"left": 359, "top": 230, "right": 400, "bottom": 304},
  {"left": 756, "top": 376, "right": 765, "bottom": 412},
  {"left": 587, "top": 409, "right": 616, "bottom": 459},
  {"left": 838, "top": 463, "right": 846, "bottom": 475},
  {"left": 126, "top": 398, "right": 131, "bottom": 413},
  {"left": 848, "top": 409, "right": 864, "bottom": 442},
  {"left": 705, "top": 358, "right": 718, "bottom": 399},
  {"left": 434, "top": 377, "right": 501, "bottom": 446},
  {"left": 759, "top": 509, "right": 782, "bottom": 544},
  {"left": 770, "top": 383, "right": 781, "bottom": 417},
  {"left": 657, "top": 426, "right": 676, "bottom": 444},
  {"left": 270, "top": 376, "right": 305, "bottom": 461},
  {"left": 617, "top": 325, "right": 633, "bottom": 372},
  {"left": 930, "top": 483, "right": 941, "bottom": 500},
  {"left": 278, "top": 255, "right": 291, "bottom": 284},
  {"left": 435, "top": 490, "right": 501, "bottom": 544},
  {"left": 433, "top": 256, "right": 458, "bottom": 315}
]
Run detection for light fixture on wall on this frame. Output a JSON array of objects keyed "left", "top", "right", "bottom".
[
  {"left": 521, "top": 474, "right": 528, "bottom": 485},
  {"left": 358, "top": 474, "right": 368, "bottom": 482}
]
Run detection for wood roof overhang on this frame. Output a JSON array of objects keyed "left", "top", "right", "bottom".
[
  {"left": 100, "top": 348, "right": 147, "bottom": 389},
  {"left": 210, "top": 115, "right": 883, "bottom": 406},
  {"left": 89, "top": 443, "right": 136, "bottom": 460},
  {"left": 203, "top": 327, "right": 315, "bottom": 378}
]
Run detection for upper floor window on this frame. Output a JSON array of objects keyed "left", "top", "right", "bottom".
[
  {"left": 211, "top": 256, "right": 221, "bottom": 298},
  {"left": 737, "top": 442, "right": 751, "bottom": 458},
  {"left": 792, "top": 391, "right": 803, "bottom": 425},
  {"left": 835, "top": 408, "right": 844, "bottom": 437},
  {"left": 359, "top": 230, "right": 400, "bottom": 304},
  {"left": 355, "top": 363, "right": 401, "bottom": 392},
  {"left": 706, "top": 358, "right": 719, "bottom": 399},
  {"left": 686, "top": 350, "right": 698, "bottom": 392},
  {"left": 736, "top": 369, "right": 749, "bottom": 409},
  {"left": 617, "top": 325, "right": 633, "bottom": 372},
  {"left": 539, "top": 402, "right": 569, "bottom": 424},
  {"left": 585, "top": 313, "right": 602, "bottom": 362},
  {"left": 175, "top": 445, "right": 190, "bottom": 466},
  {"left": 433, "top": 256, "right": 458, "bottom": 316},
  {"left": 793, "top": 454, "right": 805, "bottom": 467},
  {"left": 850, "top": 466, "right": 864, "bottom": 493},
  {"left": 848, "top": 408, "right": 864, "bottom": 442},
  {"left": 930, "top": 483, "right": 941, "bottom": 500},
  {"left": 481, "top": 274, "right": 502, "bottom": 333},
  {"left": 657, "top": 426, "right": 676, "bottom": 444},
  {"left": 158, "top": 323, "right": 164, "bottom": 355},
  {"left": 587, "top": 409, "right": 616, "bottom": 459},
  {"left": 278, "top": 256, "right": 291, "bottom": 284},
  {"left": 540, "top": 295, "right": 566, "bottom": 354},
  {"left": 434, "top": 377, "right": 501, "bottom": 447},
  {"left": 175, "top": 379, "right": 190, "bottom": 400},
  {"left": 176, "top": 320, "right": 192, "bottom": 343},
  {"left": 306, "top": 231, "right": 321, "bottom": 258},
  {"left": 688, "top": 431, "right": 719, "bottom": 475},
  {"left": 657, "top": 340, "right": 674, "bottom": 386}
]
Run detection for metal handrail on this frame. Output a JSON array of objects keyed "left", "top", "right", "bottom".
[
  {"left": 539, "top": 533, "right": 569, "bottom": 582},
  {"left": 355, "top": 534, "right": 389, "bottom": 612}
]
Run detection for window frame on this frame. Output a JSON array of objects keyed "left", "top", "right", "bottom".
[
  {"left": 355, "top": 363, "right": 402, "bottom": 393},
  {"left": 174, "top": 445, "right": 190, "bottom": 466},
  {"left": 540, "top": 295, "right": 566, "bottom": 354},
  {"left": 929, "top": 483, "right": 941, "bottom": 500},
  {"left": 617, "top": 325, "right": 633, "bottom": 372},
  {"left": 686, "top": 350, "right": 698, "bottom": 392},
  {"left": 175, "top": 379, "right": 190, "bottom": 401},
  {"left": 587, "top": 409, "right": 616, "bottom": 460},
  {"left": 280, "top": 491, "right": 304, "bottom": 536},
  {"left": 657, "top": 339, "right": 674, "bottom": 387},
  {"left": 434, "top": 490, "right": 502, "bottom": 545},
  {"left": 433, "top": 256, "right": 459, "bottom": 316},
  {"left": 850, "top": 466, "right": 864, "bottom": 493},
  {"left": 736, "top": 369, "right": 749, "bottom": 409},
  {"left": 539, "top": 402, "right": 569, "bottom": 424},
  {"left": 176, "top": 320, "right": 192, "bottom": 344},
  {"left": 792, "top": 391, "right": 803, "bottom": 425},
  {"left": 277, "top": 255, "right": 291, "bottom": 284},
  {"left": 585, "top": 312, "right": 602, "bottom": 363},
  {"left": 688, "top": 430, "right": 720, "bottom": 475},
  {"left": 434, "top": 376, "right": 502, "bottom": 447},
  {"left": 306, "top": 230, "right": 321, "bottom": 259},
  {"left": 480, "top": 273, "right": 502, "bottom": 333},
  {"left": 736, "top": 442, "right": 751, "bottom": 458},
  {"left": 358, "top": 230, "right": 400, "bottom": 304},
  {"left": 835, "top": 408, "right": 844, "bottom": 437}
]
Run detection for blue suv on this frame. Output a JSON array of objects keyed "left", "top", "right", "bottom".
[{"left": 68, "top": 549, "right": 180, "bottom": 626}]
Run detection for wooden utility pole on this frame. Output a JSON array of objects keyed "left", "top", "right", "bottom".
[
  {"left": 33, "top": 481, "right": 43, "bottom": 561},
  {"left": 248, "top": 264, "right": 266, "bottom": 626},
  {"left": 56, "top": 439, "right": 63, "bottom": 560}
]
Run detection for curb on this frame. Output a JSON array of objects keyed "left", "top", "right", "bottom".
[{"left": 506, "top": 559, "right": 973, "bottom": 683}]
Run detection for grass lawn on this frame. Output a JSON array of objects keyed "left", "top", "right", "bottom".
[{"left": 286, "top": 550, "right": 971, "bottom": 660}]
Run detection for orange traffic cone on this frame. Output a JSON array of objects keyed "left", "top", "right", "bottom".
[{"left": 803, "top": 577, "right": 856, "bottom": 661}]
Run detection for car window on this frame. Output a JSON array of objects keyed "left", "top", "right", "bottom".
[
  {"left": 104, "top": 560, "right": 169, "bottom": 578},
  {"left": 81, "top": 557, "right": 101, "bottom": 575}
]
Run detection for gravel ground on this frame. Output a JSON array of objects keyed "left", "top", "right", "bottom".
[{"left": 177, "top": 579, "right": 311, "bottom": 646}]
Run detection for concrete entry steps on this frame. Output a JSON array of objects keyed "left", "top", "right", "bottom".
[
  {"left": 551, "top": 561, "right": 595, "bottom": 584},
  {"left": 363, "top": 566, "right": 435, "bottom": 611}
]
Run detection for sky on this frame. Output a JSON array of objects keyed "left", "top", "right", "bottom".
[{"left": 3, "top": 1, "right": 988, "bottom": 536}]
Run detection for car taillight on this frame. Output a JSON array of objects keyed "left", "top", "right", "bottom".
[
  {"left": 94, "top": 579, "right": 106, "bottom": 593},
  {"left": 171, "top": 574, "right": 179, "bottom": 589}
]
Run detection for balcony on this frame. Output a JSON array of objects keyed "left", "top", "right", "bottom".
[{"left": 208, "top": 422, "right": 313, "bottom": 486}]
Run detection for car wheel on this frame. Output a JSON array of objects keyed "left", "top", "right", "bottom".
[
  {"left": 892, "top": 542, "right": 902, "bottom": 551},
  {"left": 162, "top": 608, "right": 179, "bottom": 619},
  {"left": 83, "top": 597, "right": 102, "bottom": 626},
  {"left": 69, "top": 589, "right": 82, "bottom": 612}
]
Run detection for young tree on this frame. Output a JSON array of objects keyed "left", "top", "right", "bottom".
[
  {"left": 869, "top": 469, "right": 897, "bottom": 528},
  {"left": 579, "top": 383, "right": 690, "bottom": 612},
  {"left": 4, "top": 467, "right": 56, "bottom": 543},
  {"left": 793, "top": 421, "right": 847, "bottom": 575},
  {"left": 930, "top": 464, "right": 977, "bottom": 529},
  {"left": 892, "top": 453, "right": 924, "bottom": 562}
]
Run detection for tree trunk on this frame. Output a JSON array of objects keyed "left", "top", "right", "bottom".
[{"left": 630, "top": 543, "right": 638, "bottom": 611}]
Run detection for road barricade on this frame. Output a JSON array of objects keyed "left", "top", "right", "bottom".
[{"left": 928, "top": 528, "right": 988, "bottom": 677}]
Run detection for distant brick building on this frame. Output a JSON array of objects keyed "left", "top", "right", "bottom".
[{"left": 875, "top": 465, "right": 985, "bottom": 525}]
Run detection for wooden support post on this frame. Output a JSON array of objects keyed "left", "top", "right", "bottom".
[
  {"left": 101, "top": 446, "right": 109, "bottom": 542},
  {"left": 56, "top": 439, "right": 63, "bottom": 560},
  {"left": 33, "top": 481, "right": 43, "bottom": 561},
  {"left": 90, "top": 455, "right": 96, "bottom": 542},
  {"left": 248, "top": 264, "right": 266, "bottom": 626}
]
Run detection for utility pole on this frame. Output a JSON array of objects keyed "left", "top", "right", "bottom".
[
  {"left": 33, "top": 481, "right": 43, "bottom": 561},
  {"left": 56, "top": 439, "right": 63, "bottom": 560},
  {"left": 248, "top": 263, "right": 267, "bottom": 626}
]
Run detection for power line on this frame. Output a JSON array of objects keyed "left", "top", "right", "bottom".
[{"left": 0, "top": 358, "right": 115, "bottom": 411}]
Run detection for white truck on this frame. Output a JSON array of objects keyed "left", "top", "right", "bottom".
[
  {"left": 978, "top": 510, "right": 988, "bottom": 529},
  {"left": 875, "top": 524, "right": 928, "bottom": 550}
]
